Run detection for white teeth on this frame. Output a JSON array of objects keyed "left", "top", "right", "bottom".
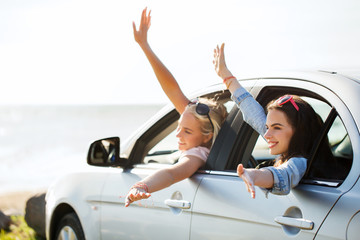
[{"left": 268, "top": 142, "right": 277, "bottom": 148}]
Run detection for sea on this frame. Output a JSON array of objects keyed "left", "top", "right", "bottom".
[{"left": 0, "top": 104, "right": 164, "bottom": 194}]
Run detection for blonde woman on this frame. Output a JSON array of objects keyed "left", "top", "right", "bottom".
[{"left": 125, "top": 9, "right": 228, "bottom": 207}]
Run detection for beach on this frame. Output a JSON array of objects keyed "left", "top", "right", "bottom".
[
  {"left": 0, "top": 104, "right": 164, "bottom": 216},
  {"left": 0, "top": 189, "right": 46, "bottom": 215}
]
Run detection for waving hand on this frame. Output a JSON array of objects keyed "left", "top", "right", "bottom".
[{"left": 132, "top": 8, "right": 151, "bottom": 47}]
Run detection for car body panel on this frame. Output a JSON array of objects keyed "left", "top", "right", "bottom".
[
  {"left": 46, "top": 167, "right": 111, "bottom": 240},
  {"left": 314, "top": 177, "right": 360, "bottom": 240},
  {"left": 190, "top": 171, "right": 347, "bottom": 239},
  {"left": 45, "top": 71, "right": 360, "bottom": 240},
  {"left": 98, "top": 164, "right": 201, "bottom": 239}
]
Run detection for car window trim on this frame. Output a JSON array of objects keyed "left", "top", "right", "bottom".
[
  {"left": 198, "top": 170, "right": 238, "bottom": 177},
  {"left": 304, "top": 107, "right": 337, "bottom": 178},
  {"left": 205, "top": 103, "right": 241, "bottom": 170},
  {"left": 128, "top": 110, "right": 180, "bottom": 167}
]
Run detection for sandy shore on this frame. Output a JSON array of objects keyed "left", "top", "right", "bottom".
[{"left": 0, "top": 189, "right": 47, "bottom": 215}]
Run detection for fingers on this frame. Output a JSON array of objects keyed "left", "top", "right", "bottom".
[
  {"left": 237, "top": 164, "right": 244, "bottom": 176},
  {"left": 125, "top": 193, "right": 133, "bottom": 207},
  {"left": 220, "top": 43, "right": 225, "bottom": 53},
  {"left": 124, "top": 189, "right": 151, "bottom": 207},
  {"left": 213, "top": 44, "right": 222, "bottom": 69},
  {"left": 125, "top": 197, "right": 131, "bottom": 207},
  {"left": 244, "top": 177, "right": 255, "bottom": 199},
  {"left": 141, "top": 7, "right": 151, "bottom": 28},
  {"left": 243, "top": 175, "right": 256, "bottom": 199},
  {"left": 237, "top": 164, "right": 256, "bottom": 199},
  {"left": 147, "top": 10, "right": 152, "bottom": 27},
  {"left": 132, "top": 21, "right": 137, "bottom": 34}
]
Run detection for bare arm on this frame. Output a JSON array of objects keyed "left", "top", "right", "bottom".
[
  {"left": 125, "top": 155, "right": 204, "bottom": 207},
  {"left": 143, "top": 156, "right": 204, "bottom": 192},
  {"left": 133, "top": 8, "right": 189, "bottom": 114},
  {"left": 237, "top": 164, "right": 274, "bottom": 199}
]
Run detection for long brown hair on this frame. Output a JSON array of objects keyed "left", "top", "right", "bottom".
[{"left": 266, "top": 95, "right": 325, "bottom": 164}]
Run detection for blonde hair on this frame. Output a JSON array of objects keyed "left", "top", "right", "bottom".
[{"left": 186, "top": 97, "right": 228, "bottom": 147}]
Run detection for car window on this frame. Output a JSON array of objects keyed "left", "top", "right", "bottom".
[
  {"left": 141, "top": 91, "right": 233, "bottom": 165},
  {"left": 144, "top": 126, "right": 180, "bottom": 164},
  {"left": 304, "top": 113, "right": 353, "bottom": 185},
  {"left": 252, "top": 97, "right": 332, "bottom": 164},
  {"left": 250, "top": 96, "right": 352, "bottom": 186},
  {"left": 144, "top": 100, "right": 236, "bottom": 165}
]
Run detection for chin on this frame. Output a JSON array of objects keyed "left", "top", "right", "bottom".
[
  {"left": 178, "top": 145, "right": 187, "bottom": 151},
  {"left": 269, "top": 149, "right": 279, "bottom": 156}
]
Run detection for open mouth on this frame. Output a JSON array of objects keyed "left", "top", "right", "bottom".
[{"left": 268, "top": 141, "right": 278, "bottom": 149}]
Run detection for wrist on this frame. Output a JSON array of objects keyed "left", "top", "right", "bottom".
[
  {"left": 223, "top": 76, "right": 237, "bottom": 89},
  {"left": 131, "top": 182, "right": 149, "bottom": 192},
  {"left": 219, "top": 70, "right": 233, "bottom": 80},
  {"left": 223, "top": 75, "right": 236, "bottom": 83}
]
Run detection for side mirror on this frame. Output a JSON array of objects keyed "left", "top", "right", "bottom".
[{"left": 87, "top": 137, "right": 126, "bottom": 167}]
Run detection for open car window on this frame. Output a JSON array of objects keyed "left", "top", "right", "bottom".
[
  {"left": 135, "top": 91, "right": 233, "bottom": 166},
  {"left": 249, "top": 95, "right": 353, "bottom": 186},
  {"left": 144, "top": 125, "right": 180, "bottom": 165},
  {"left": 144, "top": 99, "right": 236, "bottom": 165}
]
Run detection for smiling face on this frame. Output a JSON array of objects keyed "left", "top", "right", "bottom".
[
  {"left": 176, "top": 110, "right": 212, "bottom": 151},
  {"left": 264, "top": 109, "right": 295, "bottom": 156}
]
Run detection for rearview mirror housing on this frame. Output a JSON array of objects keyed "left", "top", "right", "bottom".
[{"left": 87, "top": 137, "right": 127, "bottom": 167}]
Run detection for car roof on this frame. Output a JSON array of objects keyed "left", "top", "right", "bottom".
[{"left": 237, "top": 70, "right": 360, "bottom": 131}]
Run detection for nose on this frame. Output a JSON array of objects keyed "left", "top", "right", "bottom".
[
  {"left": 264, "top": 129, "right": 271, "bottom": 140},
  {"left": 176, "top": 128, "right": 182, "bottom": 138}
]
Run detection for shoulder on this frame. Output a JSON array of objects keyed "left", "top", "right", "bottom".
[
  {"left": 283, "top": 156, "right": 308, "bottom": 174},
  {"left": 287, "top": 156, "right": 307, "bottom": 166},
  {"left": 180, "top": 146, "right": 210, "bottom": 162}
]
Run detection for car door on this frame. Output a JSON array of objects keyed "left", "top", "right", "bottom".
[
  {"left": 190, "top": 78, "right": 356, "bottom": 239},
  {"left": 96, "top": 109, "right": 196, "bottom": 240},
  {"left": 99, "top": 167, "right": 201, "bottom": 240},
  {"left": 98, "top": 89, "right": 234, "bottom": 239}
]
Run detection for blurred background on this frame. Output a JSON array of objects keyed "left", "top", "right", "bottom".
[{"left": 0, "top": 0, "right": 360, "bottom": 194}]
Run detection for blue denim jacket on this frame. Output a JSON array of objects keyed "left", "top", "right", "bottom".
[{"left": 231, "top": 87, "right": 307, "bottom": 196}]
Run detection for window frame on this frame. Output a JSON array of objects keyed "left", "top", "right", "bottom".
[
  {"left": 220, "top": 80, "right": 354, "bottom": 188},
  {"left": 127, "top": 89, "right": 233, "bottom": 168}
]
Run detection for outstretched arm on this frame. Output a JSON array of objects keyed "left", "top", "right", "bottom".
[
  {"left": 133, "top": 8, "right": 189, "bottom": 114},
  {"left": 237, "top": 164, "right": 273, "bottom": 199},
  {"left": 125, "top": 155, "right": 204, "bottom": 207}
]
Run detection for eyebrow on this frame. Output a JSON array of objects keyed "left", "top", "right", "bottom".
[
  {"left": 267, "top": 123, "right": 285, "bottom": 128},
  {"left": 183, "top": 127, "right": 194, "bottom": 132}
]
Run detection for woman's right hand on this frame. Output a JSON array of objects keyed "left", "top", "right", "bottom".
[
  {"left": 132, "top": 7, "right": 151, "bottom": 47},
  {"left": 213, "top": 43, "right": 233, "bottom": 80},
  {"left": 125, "top": 183, "right": 151, "bottom": 207}
]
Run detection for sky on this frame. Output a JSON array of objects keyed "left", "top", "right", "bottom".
[{"left": 1, "top": 0, "right": 359, "bottom": 105}]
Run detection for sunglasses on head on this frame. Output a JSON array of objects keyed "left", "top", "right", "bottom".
[
  {"left": 276, "top": 95, "right": 299, "bottom": 111},
  {"left": 188, "top": 100, "right": 214, "bottom": 131}
]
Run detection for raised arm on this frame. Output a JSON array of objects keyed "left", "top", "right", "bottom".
[
  {"left": 133, "top": 8, "right": 189, "bottom": 114},
  {"left": 213, "top": 43, "right": 241, "bottom": 94},
  {"left": 214, "top": 43, "right": 273, "bottom": 198}
]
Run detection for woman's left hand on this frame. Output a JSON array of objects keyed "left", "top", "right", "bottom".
[{"left": 237, "top": 164, "right": 256, "bottom": 199}]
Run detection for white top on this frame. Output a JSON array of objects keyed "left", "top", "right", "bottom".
[{"left": 179, "top": 146, "right": 210, "bottom": 163}]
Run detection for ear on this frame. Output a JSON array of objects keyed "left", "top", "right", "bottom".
[{"left": 203, "top": 133, "right": 213, "bottom": 144}]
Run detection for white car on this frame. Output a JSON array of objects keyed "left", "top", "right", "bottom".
[{"left": 46, "top": 70, "right": 360, "bottom": 240}]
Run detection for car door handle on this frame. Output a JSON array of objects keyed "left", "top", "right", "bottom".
[
  {"left": 164, "top": 199, "right": 191, "bottom": 209},
  {"left": 274, "top": 216, "right": 314, "bottom": 230}
]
